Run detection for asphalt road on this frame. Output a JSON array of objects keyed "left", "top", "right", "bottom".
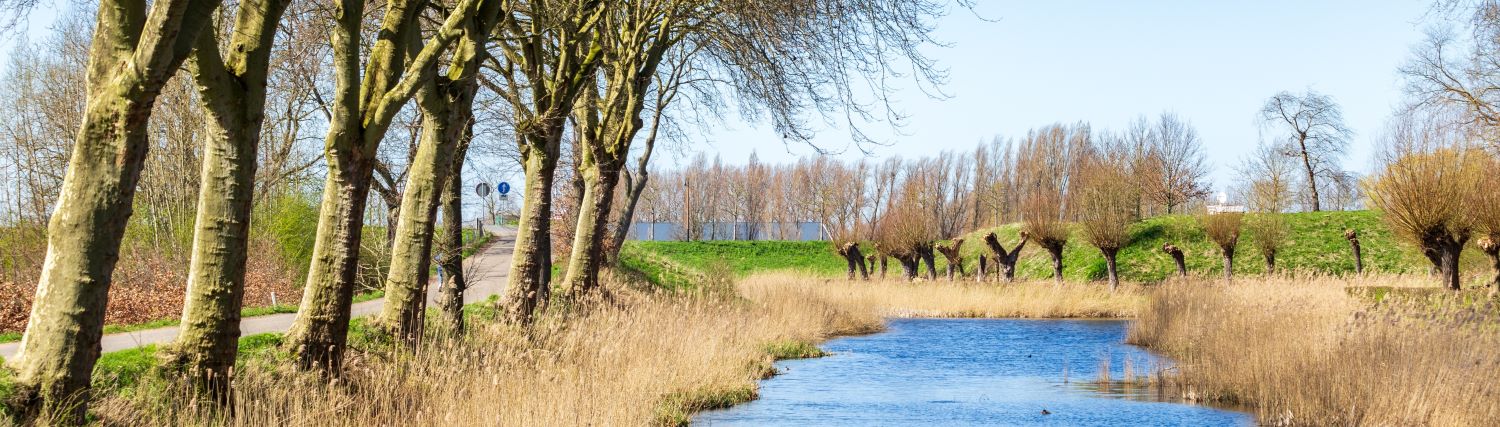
[{"left": 0, "top": 227, "right": 514, "bottom": 360}]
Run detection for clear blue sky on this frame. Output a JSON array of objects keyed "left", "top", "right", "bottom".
[
  {"left": 681, "top": 0, "right": 1435, "bottom": 193},
  {"left": 2, "top": 1, "right": 1436, "bottom": 194}
]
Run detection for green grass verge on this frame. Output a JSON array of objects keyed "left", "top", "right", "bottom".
[{"left": 619, "top": 240, "right": 845, "bottom": 289}]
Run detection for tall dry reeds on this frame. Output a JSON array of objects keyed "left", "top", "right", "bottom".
[
  {"left": 92, "top": 272, "right": 883, "bottom": 426},
  {"left": 740, "top": 272, "right": 1143, "bottom": 318},
  {"left": 1129, "top": 275, "right": 1500, "bottom": 425}
]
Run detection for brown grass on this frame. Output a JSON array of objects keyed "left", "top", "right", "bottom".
[
  {"left": 740, "top": 272, "right": 1144, "bottom": 318},
  {"left": 92, "top": 272, "right": 883, "bottom": 426},
  {"left": 1128, "top": 274, "right": 1500, "bottom": 425}
]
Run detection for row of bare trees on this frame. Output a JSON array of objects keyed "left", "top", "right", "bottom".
[{"left": 0, "top": 0, "right": 962, "bottom": 421}]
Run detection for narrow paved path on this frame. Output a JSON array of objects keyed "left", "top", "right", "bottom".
[{"left": 0, "top": 227, "right": 513, "bottom": 359}]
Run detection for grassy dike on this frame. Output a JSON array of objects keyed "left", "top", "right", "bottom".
[{"left": 622, "top": 211, "right": 1496, "bottom": 284}]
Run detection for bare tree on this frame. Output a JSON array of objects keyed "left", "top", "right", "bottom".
[
  {"left": 1018, "top": 123, "right": 1088, "bottom": 283},
  {"left": 164, "top": 0, "right": 292, "bottom": 403},
  {"left": 1259, "top": 90, "right": 1352, "bottom": 212},
  {"left": 1075, "top": 145, "right": 1138, "bottom": 290},
  {"left": 1365, "top": 111, "right": 1484, "bottom": 290},
  {"left": 486, "top": 0, "right": 608, "bottom": 325},
  {"left": 1202, "top": 212, "right": 1244, "bottom": 280},
  {"left": 1236, "top": 141, "right": 1298, "bottom": 214},
  {"left": 1137, "top": 113, "right": 1211, "bottom": 214},
  {"left": 1400, "top": 4, "right": 1500, "bottom": 146},
  {"left": 378, "top": 0, "right": 506, "bottom": 346},
  {"left": 284, "top": 0, "right": 486, "bottom": 370},
  {"left": 6, "top": 0, "right": 221, "bottom": 419}
]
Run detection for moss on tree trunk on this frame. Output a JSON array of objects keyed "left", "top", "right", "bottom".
[
  {"left": 9, "top": 0, "right": 218, "bottom": 420},
  {"left": 167, "top": 0, "right": 290, "bottom": 404}
]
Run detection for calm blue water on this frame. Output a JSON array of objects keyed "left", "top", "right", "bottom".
[{"left": 695, "top": 318, "right": 1253, "bottom": 427}]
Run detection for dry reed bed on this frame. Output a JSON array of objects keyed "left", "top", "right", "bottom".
[
  {"left": 92, "top": 277, "right": 882, "bottom": 426},
  {"left": 1128, "top": 275, "right": 1500, "bottom": 426},
  {"left": 740, "top": 272, "right": 1144, "bottom": 318}
]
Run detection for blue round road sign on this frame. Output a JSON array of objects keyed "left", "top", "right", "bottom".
[{"left": 498, "top": 181, "right": 511, "bottom": 195}]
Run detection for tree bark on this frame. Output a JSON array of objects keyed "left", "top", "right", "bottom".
[
  {"left": 1480, "top": 236, "right": 1500, "bottom": 289},
  {"left": 375, "top": 92, "right": 453, "bottom": 346},
  {"left": 1427, "top": 236, "right": 1469, "bottom": 290},
  {"left": 1297, "top": 135, "right": 1321, "bottom": 212},
  {"left": 837, "top": 242, "right": 868, "bottom": 280},
  {"left": 1345, "top": 229, "right": 1363, "bottom": 274},
  {"left": 977, "top": 254, "right": 988, "bottom": 282},
  {"left": 502, "top": 125, "right": 563, "bottom": 324},
  {"left": 1163, "top": 243, "right": 1187, "bottom": 278},
  {"left": 435, "top": 144, "right": 469, "bottom": 335},
  {"left": 897, "top": 254, "right": 919, "bottom": 281},
  {"left": 917, "top": 243, "right": 938, "bottom": 280},
  {"left": 284, "top": 0, "right": 482, "bottom": 370},
  {"left": 378, "top": 18, "right": 490, "bottom": 345},
  {"left": 1264, "top": 249, "right": 1276, "bottom": 275},
  {"left": 167, "top": 0, "right": 289, "bottom": 404},
  {"left": 1043, "top": 242, "right": 1065, "bottom": 284},
  {"left": 936, "top": 238, "right": 965, "bottom": 281},
  {"left": 982, "top": 232, "right": 1028, "bottom": 282},
  {"left": 1098, "top": 245, "right": 1122, "bottom": 289},
  {"left": 9, "top": 0, "right": 218, "bottom": 420},
  {"left": 607, "top": 167, "right": 648, "bottom": 264},
  {"left": 1222, "top": 247, "right": 1235, "bottom": 281}
]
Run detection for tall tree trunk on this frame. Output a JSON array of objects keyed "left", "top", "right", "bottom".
[
  {"left": 284, "top": 158, "right": 375, "bottom": 369},
  {"left": 1298, "top": 137, "right": 1321, "bottom": 212},
  {"left": 167, "top": 0, "right": 290, "bottom": 404},
  {"left": 378, "top": 24, "right": 487, "bottom": 344},
  {"left": 376, "top": 95, "right": 452, "bottom": 345},
  {"left": 607, "top": 168, "right": 648, "bottom": 263},
  {"left": 9, "top": 0, "right": 218, "bottom": 420},
  {"left": 1102, "top": 247, "right": 1119, "bottom": 290},
  {"left": 282, "top": 0, "right": 482, "bottom": 370},
  {"left": 562, "top": 164, "right": 620, "bottom": 296},
  {"left": 435, "top": 145, "right": 469, "bottom": 335},
  {"left": 502, "top": 126, "right": 563, "bottom": 324}
]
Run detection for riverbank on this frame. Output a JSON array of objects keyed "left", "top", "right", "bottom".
[
  {"left": 1128, "top": 274, "right": 1500, "bottom": 425},
  {"left": 40, "top": 269, "right": 1496, "bottom": 425},
  {"left": 78, "top": 270, "right": 1148, "bottom": 425}
]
